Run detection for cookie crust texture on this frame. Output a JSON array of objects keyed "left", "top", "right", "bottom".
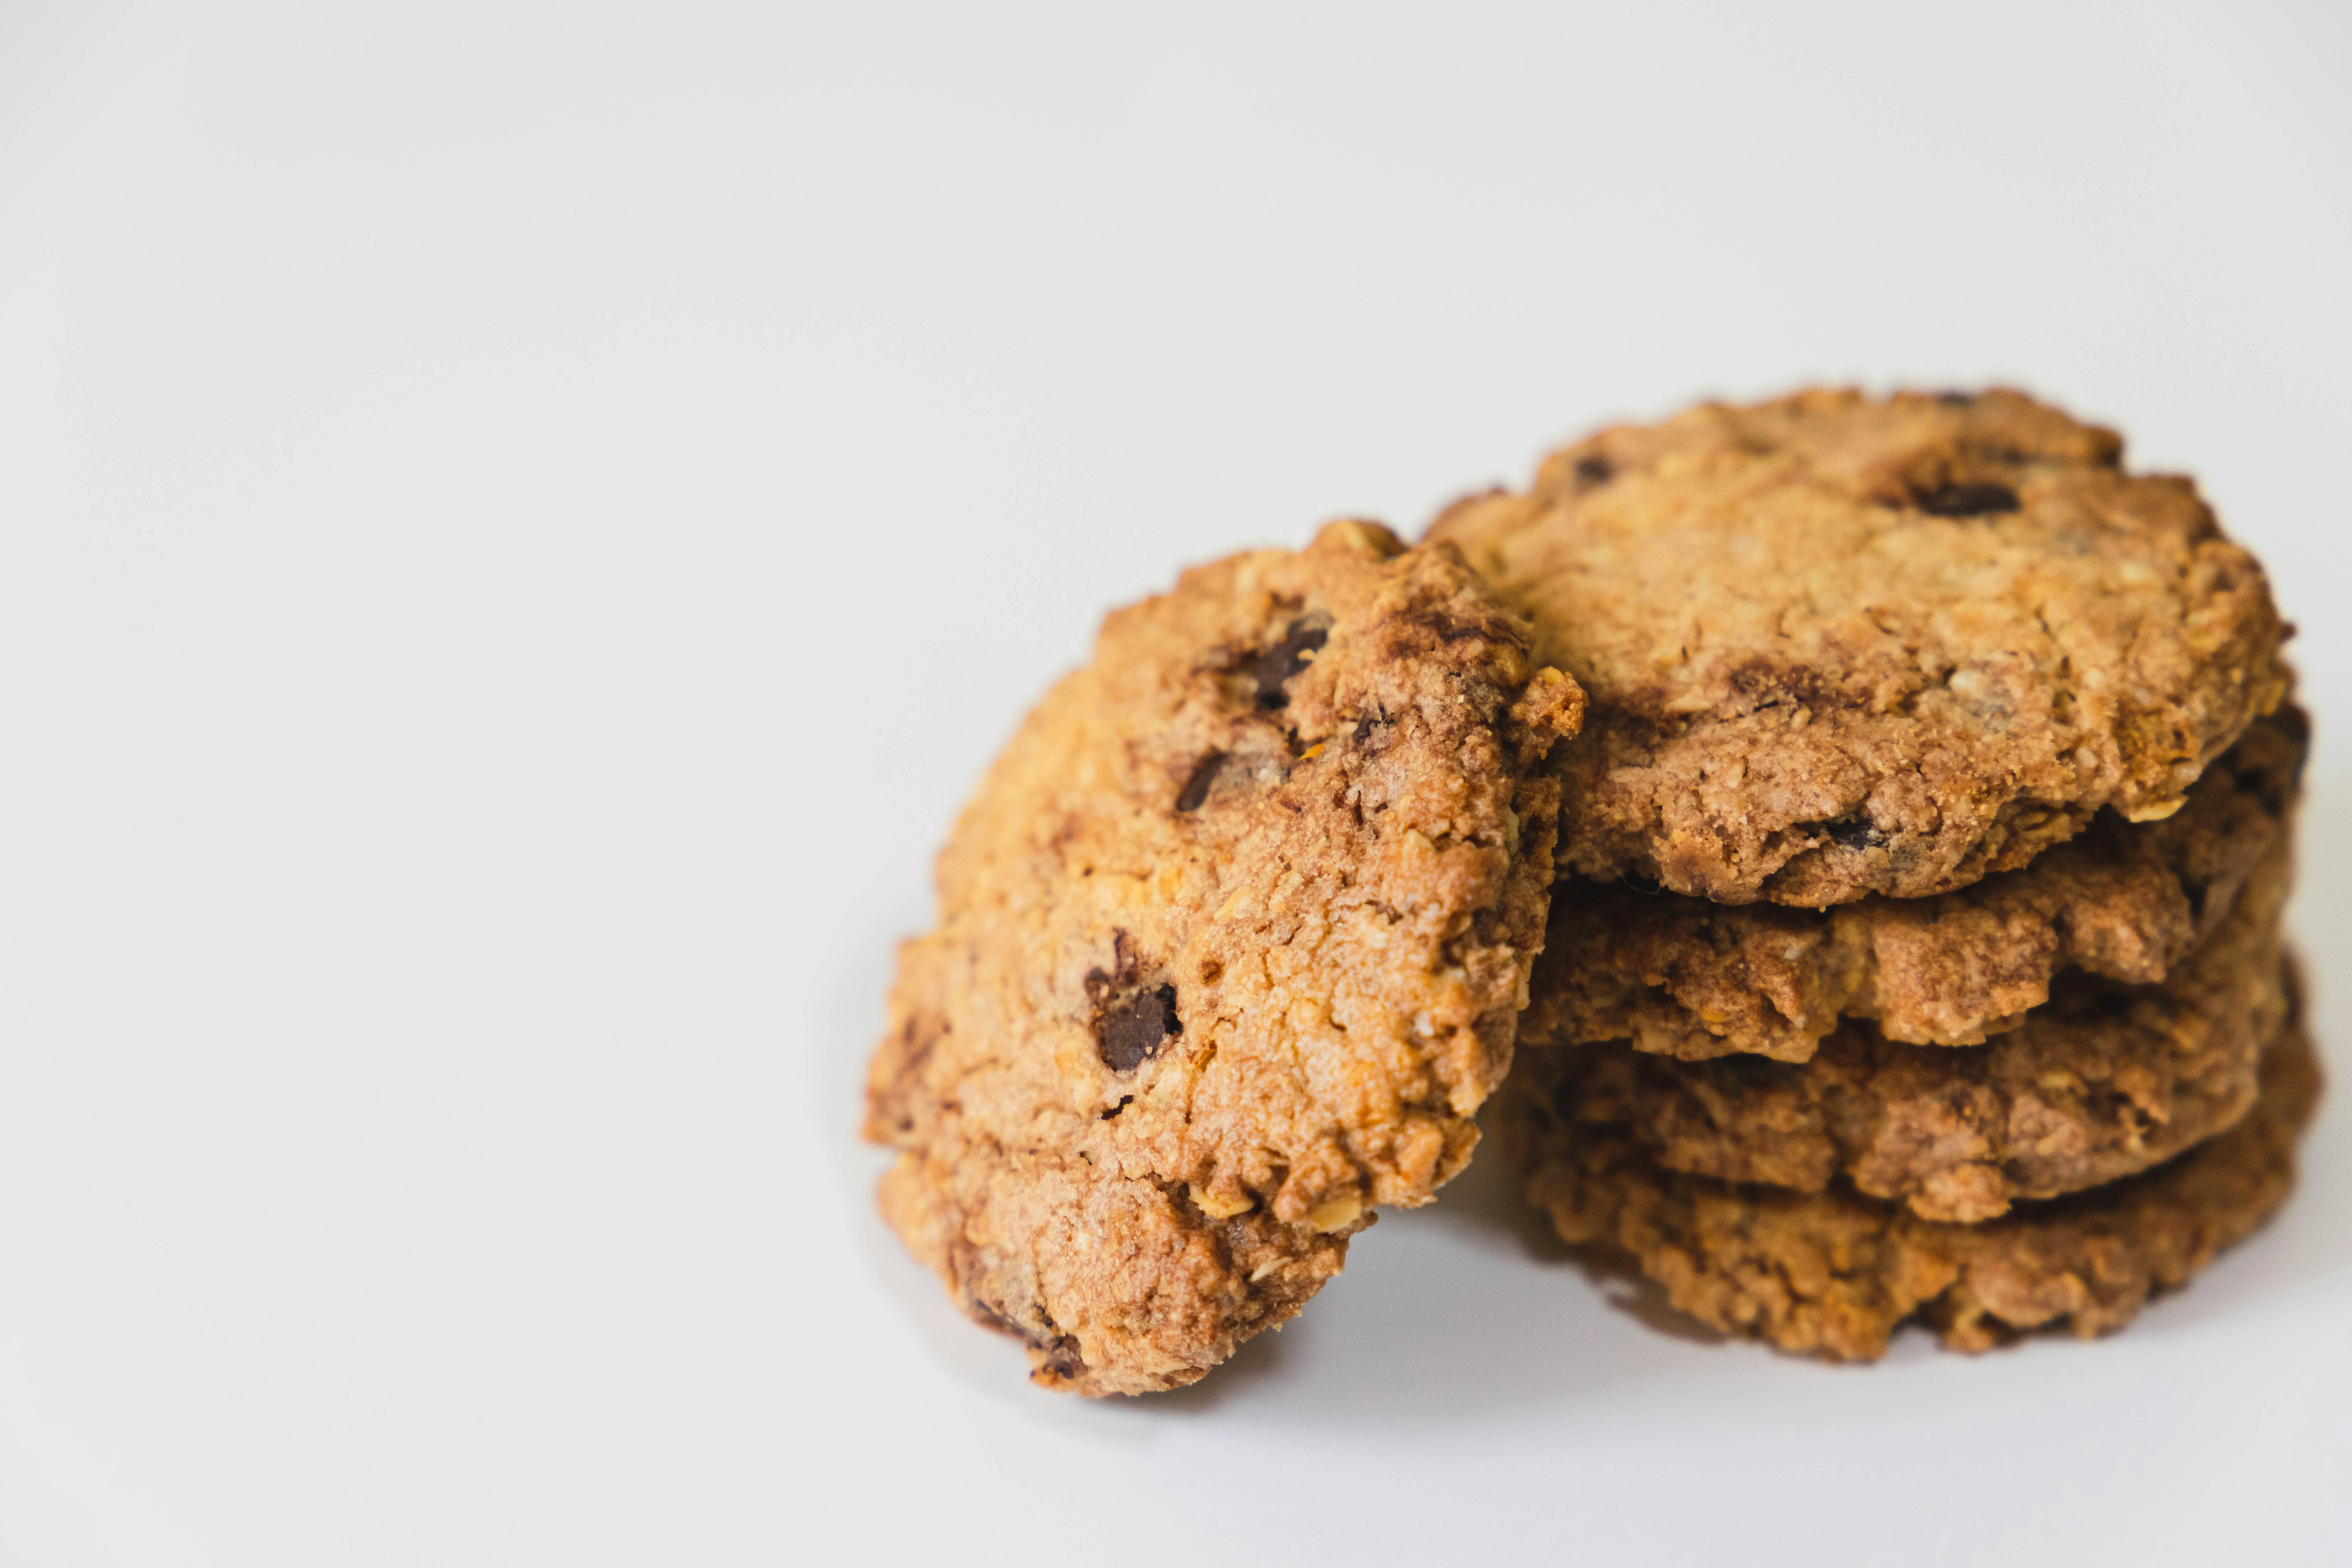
[
  {"left": 1534, "top": 837, "right": 2290, "bottom": 1223},
  {"left": 1524, "top": 709, "right": 2305, "bottom": 1063},
  {"left": 1429, "top": 388, "right": 2291, "bottom": 907},
  {"left": 865, "top": 521, "right": 1583, "bottom": 1395},
  {"left": 1508, "top": 988, "right": 2320, "bottom": 1361}
]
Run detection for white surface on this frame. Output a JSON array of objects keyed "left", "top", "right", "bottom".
[{"left": 0, "top": 2, "right": 2348, "bottom": 1562}]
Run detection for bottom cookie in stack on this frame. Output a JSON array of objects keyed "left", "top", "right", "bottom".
[{"left": 1502, "top": 966, "right": 2320, "bottom": 1360}]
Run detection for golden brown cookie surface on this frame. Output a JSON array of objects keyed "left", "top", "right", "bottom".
[
  {"left": 865, "top": 522, "right": 1582, "bottom": 1394},
  {"left": 1524, "top": 709, "right": 2304, "bottom": 1061},
  {"left": 1506, "top": 989, "right": 2320, "bottom": 1361},
  {"left": 1431, "top": 388, "right": 2290, "bottom": 906}
]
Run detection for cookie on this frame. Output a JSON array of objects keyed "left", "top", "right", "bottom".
[
  {"left": 1523, "top": 708, "right": 2305, "bottom": 1062},
  {"left": 865, "top": 521, "right": 1583, "bottom": 1395},
  {"left": 1507, "top": 974, "right": 2319, "bottom": 1360},
  {"left": 1523, "top": 840, "right": 2290, "bottom": 1222},
  {"left": 1430, "top": 388, "right": 2291, "bottom": 906}
]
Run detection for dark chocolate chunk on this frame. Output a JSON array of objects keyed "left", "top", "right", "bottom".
[
  {"left": 1822, "top": 815, "right": 1887, "bottom": 851},
  {"left": 1251, "top": 619, "right": 1329, "bottom": 709},
  {"left": 1815, "top": 818, "right": 1891, "bottom": 851},
  {"left": 1573, "top": 453, "right": 1615, "bottom": 486},
  {"left": 1037, "top": 1333, "right": 1086, "bottom": 1379},
  {"left": 1914, "top": 480, "right": 2019, "bottom": 518},
  {"left": 1095, "top": 983, "right": 1181, "bottom": 1072},
  {"left": 1175, "top": 751, "right": 1227, "bottom": 812}
]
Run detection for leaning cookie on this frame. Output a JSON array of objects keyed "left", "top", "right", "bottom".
[
  {"left": 1431, "top": 388, "right": 2291, "bottom": 906},
  {"left": 1506, "top": 979, "right": 2320, "bottom": 1360},
  {"left": 1522, "top": 843, "right": 2290, "bottom": 1223},
  {"left": 865, "top": 521, "right": 1583, "bottom": 1394},
  {"left": 1524, "top": 708, "right": 2305, "bottom": 1062}
]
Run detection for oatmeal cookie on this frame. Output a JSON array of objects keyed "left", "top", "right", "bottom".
[
  {"left": 1507, "top": 978, "right": 2319, "bottom": 1360},
  {"left": 865, "top": 521, "right": 1583, "bottom": 1394},
  {"left": 1430, "top": 388, "right": 2291, "bottom": 905},
  {"left": 1523, "top": 709, "right": 2304, "bottom": 1061},
  {"left": 1525, "top": 843, "right": 2290, "bottom": 1222}
]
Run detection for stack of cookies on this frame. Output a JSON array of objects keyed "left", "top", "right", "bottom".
[
  {"left": 1436, "top": 390, "right": 2313, "bottom": 1359},
  {"left": 865, "top": 387, "right": 2315, "bottom": 1393}
]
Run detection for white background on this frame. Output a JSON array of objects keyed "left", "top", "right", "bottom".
[{"left": 0, "top": 2, "right": 2347, "bottom": 1563}]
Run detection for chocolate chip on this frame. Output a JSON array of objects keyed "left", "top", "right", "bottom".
[
  {"left": 1619, "top": 870, "right": 1664, "bottom": 895},
  {"left": 1914, "top": 481, "right": 2019, "bottom": 517},
  {"left": 1251, "top": 619, "right": 1329, "bottom": 709},
  {"left": 1099, "top": 1095, "right": 1133, "bottom": 1121},
  {"left": 1935, "top": 390, "right": 1977, "bottom": 408},
  {"left": 1573, "top": 453, "right": 1614, "bottom": 486},
  {"left": 1095, "top": 982, "right": 1180, "bottom": 1072},
  {"left": 1822, "top": 815, "right": 1886, "bottom": 851},
  {"left": 1037, "top": 1333, "right": 1086, "bottom": 1379},
  {"left": 1175, "top": 751, "right": 1227, "bottom": 812}
]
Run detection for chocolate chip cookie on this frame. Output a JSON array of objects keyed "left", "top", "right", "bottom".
[
  {"left": 1507, "top": 976, "right": 2319, "bottom": 1360},
  {"left": 1429, "top": 389, "right": 2291, "bottom": 906},
  {"left": 865, "top": 521, "right": 1583, "bottom": 1394},
  {"left": 1523, "top": 709, "right": 2304, "bottom": 1062}
]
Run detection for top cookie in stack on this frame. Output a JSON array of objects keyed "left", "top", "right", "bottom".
[
  {"left": 1437, "top": 388, "right": 2311, "bottom": 1357},
  {"left": 1430, "top": 387, "right": 2291, "bottom": 908}
]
